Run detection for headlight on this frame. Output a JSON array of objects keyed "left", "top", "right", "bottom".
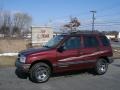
[{"left": 19, "top": 55, "right": 26, "bottom": 63}]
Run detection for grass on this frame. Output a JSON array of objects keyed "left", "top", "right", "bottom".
[
  {"left": 0, "top": 39, "right": 30, "bottom": 53},
  {"left": 0, "top": 56, "right": 17, "bottom": 67},
  {"left": 112, "top": 47, "right": 120, "bottom": 59}
]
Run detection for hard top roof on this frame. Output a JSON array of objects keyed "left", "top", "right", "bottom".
[{"left": 61, "top": 31, "right": 105, "bottom": 36}]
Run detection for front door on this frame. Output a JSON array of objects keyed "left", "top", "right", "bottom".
[{"left": 56, "top": 36, "right": 82, "bottom": 72}]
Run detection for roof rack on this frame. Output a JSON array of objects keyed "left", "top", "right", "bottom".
[{"left": 68, "top": 31, "right": 105, "bottom": 35}]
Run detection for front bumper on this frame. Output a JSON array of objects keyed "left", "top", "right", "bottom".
[{"left": 15, "top": 60, "right": 30, "bottom": 72}]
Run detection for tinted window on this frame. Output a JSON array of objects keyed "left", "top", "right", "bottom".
[
  {"left": 63, "top": 37, "right": 81, "bottom": 50},
  {"left": 45, "top": 35, "right": 64, "bottom": 48},
  {"left": 84, "top": 36, "right": 99, "bottom": 48},
  {"left": 100, "top": 36, "right": 110, "bottom": 46}
]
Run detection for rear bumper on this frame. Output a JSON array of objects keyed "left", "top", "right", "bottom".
[
  {"left": 108, "top": 57, "right": 114, "bottom": 64},
  {"left": 15, "top": 61, "right": 30, "bottom": 72}
]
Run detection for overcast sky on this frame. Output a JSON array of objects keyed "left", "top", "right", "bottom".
[{"left": 0, "top": 0, "right": 120, "bottom": 31}]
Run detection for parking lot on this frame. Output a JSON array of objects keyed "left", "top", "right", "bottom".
[
  {"left": 0, "top": 59, "right": 120, "bottom": 90},
  {"left": 111, "top": 41, "right": 120, "bottom": 48}
]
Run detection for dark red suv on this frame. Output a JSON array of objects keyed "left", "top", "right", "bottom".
[{"left": 15, "top": 32, "right": 113, "bottom": 83}]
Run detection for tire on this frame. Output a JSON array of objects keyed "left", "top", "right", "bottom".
[
  {"left": 94, "top": 59, "right": 108, "bottom": 75},
  {"left": 29, "top": 62, "right": 51, "bottom": 83}
]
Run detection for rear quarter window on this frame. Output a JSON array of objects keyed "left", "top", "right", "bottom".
[
  {"left": 84, "top": 36, "right": 99, "bottom": 48},
  {"left": 99, "top": 36, "right": 110, "bottom": 46}
]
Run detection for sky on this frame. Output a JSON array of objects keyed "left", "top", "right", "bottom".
[{"left": 0, "top": 0, "right": 120, "bottom": 31}]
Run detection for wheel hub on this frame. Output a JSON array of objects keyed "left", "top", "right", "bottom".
[
  {"left": 36, "top": 67, "right": 48, "bottom": 81},
  {"left": 99, "top": 62, "right": 106, "bottom": 72}
]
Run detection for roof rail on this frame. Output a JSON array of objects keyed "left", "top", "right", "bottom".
[{"left": 68, "top": 30, "right": 104, "bottom": 35}]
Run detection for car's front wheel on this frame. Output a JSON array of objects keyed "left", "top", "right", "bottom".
[
  {"left": 29, "top": 62, "right": 51, "bottom": 83},
  {"left": 94, "top": 59, "right": 108, "bottom": 75}
]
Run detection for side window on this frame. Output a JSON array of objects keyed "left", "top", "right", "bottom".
[
  {"left": 100, "top": 36, "right": 110, "bottom": 46},
  {"left": 84, "top": 36, "right": 99, "bottom": 48},
  {"left": 63, "top": 37, "right": 81, "bottom": 50}
]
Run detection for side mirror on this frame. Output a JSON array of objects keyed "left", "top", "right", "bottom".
[{"left": 57, "top": 46, "right": 65, "bottom": 53}]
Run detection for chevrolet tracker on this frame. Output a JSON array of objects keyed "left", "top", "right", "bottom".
[{"left": 15, "top": 32, "right": 113, "bottom": 83}]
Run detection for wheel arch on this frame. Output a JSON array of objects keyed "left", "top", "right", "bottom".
[
  {"left": 29, "top": 59, "right": 53, "bottom": 72},
  {"left": 98, "top": 56, "right": 110, "bottom": 63}
]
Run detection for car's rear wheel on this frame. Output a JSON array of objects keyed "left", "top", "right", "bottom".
[
  {"left": 29, "top": 62, "right": 51, "bottom": 83},
  {"left": 94, "top": 59, "right": 108, "bottom": 75}
]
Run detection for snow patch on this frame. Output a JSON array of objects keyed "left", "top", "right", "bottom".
[{"left": 0, "top": 53, "right": 18, "bottom": 56}]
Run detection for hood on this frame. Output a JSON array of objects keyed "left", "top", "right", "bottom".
[{"left": 19, "top": 47, "right": 51, "bottom": 56}]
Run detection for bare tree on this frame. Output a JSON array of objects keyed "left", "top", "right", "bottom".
[
  {"left": 0, "top": 10, "right": 2, "bottom": 35},
  {"left": 13, "top": 12, "right": 32, "bottom": 37},
  {"left": 0, "top": 10, "right": 32, "bottom": 38},
  {"left": 0, "top": 9, "right": 2, "bottom": 27},
  {"left": 63, "top": 17, "right": 80, "bottom": 32},
  {"left": 0, "top": 11, "right": 12, "bottom": 37}
]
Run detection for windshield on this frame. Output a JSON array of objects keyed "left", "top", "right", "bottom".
[{"left": 44, "top": 35, "right": 64, "bottom": 48}]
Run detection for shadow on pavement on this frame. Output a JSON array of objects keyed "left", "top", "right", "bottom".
[
  {"left": 15, "top": 68, "right": 96, "bottom": 80},
  {"left": 15, "top": 69, "right": 28, "bottom": 79},
  {"left": 112, "top": 64, "right": 120, "bottom": 67},
  {"left": 51, "top": 69, "right": 96, "bottom": 78}
]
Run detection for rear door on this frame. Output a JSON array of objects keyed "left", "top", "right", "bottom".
[
  {"left": 56, "top": 36, "right": 82, "bottom": 71},
  {"left": 79, "top": 35, "right": 100, "bottom": 68},
  {"left": 99, "top": 36, "right": 113, "bottom": 57}
]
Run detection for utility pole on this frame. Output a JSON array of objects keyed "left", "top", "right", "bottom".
[{"left": 90, "top": 11, "right": 96, "bottom": 31}]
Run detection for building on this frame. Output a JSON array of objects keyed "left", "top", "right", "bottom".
[
  {"left": 106, "top": 34, "right": 116, "bottom": 40},
  {"left": 31, "top": 26, "right": 53, "bottom": 46},
  {"left": 105, "top": 32, "right": 119, "bottom": 42},
  {"left": 118, "top": 32, "right": 120, "bottom": 39}
]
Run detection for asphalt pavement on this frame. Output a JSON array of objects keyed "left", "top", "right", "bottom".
[
  {"left": 0, "top": 59, "right": 120, "bottom": 90},
  {"left": 111, "top": 41, "right": 120, "bottom": 47}
]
